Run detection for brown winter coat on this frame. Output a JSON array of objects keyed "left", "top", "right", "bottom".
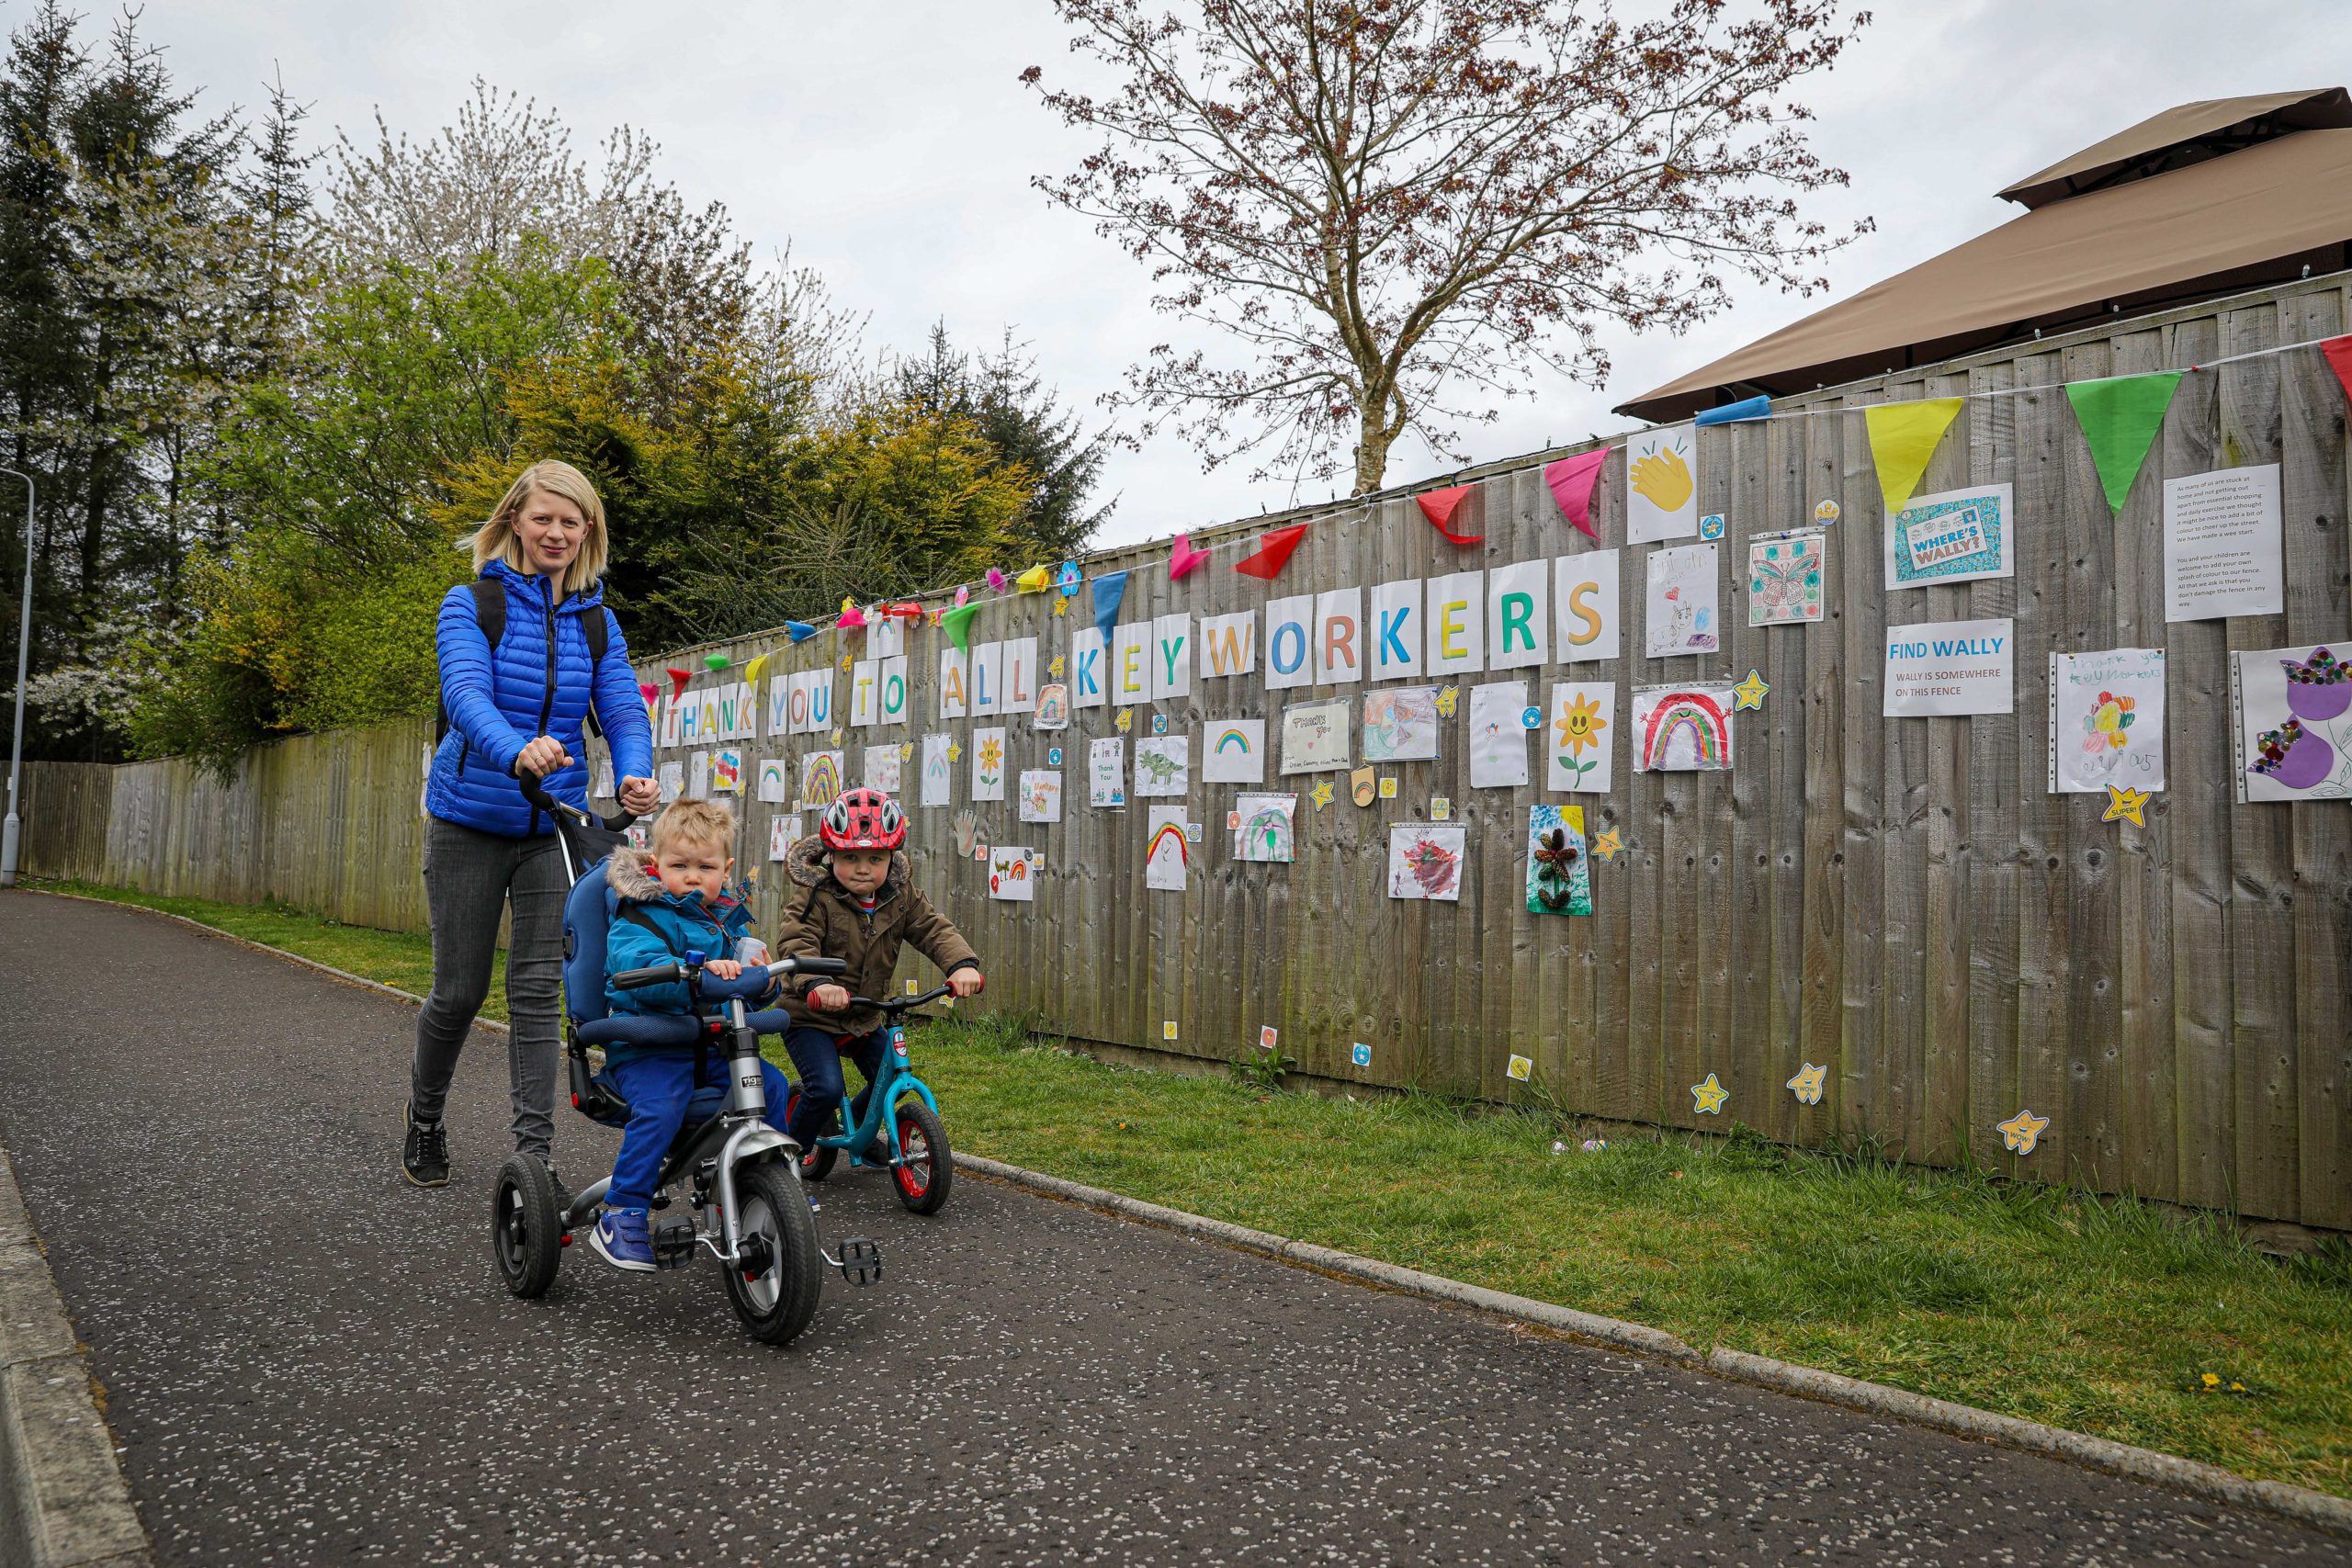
[{"left": 774, "top": 835, "right": 978, "bottom": 1037}]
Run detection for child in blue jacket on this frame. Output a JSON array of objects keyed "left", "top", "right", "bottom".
[{"left": 590, "top": 798, "right": 797, "bottom": 1272}]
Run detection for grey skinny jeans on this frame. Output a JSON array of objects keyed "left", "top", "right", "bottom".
[{"left": 409, "top": 815, "right": 569, "bottom": 1158}]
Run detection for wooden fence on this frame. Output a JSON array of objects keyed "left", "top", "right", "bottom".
[{"left": 20, "top": 272, "right": 2350, "bottom": 1227}]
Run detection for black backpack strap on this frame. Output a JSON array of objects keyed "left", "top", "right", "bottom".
[
  {"left": 436, "top": 579, "right": 510, "bottom": 749},
  {"left": 580, "top": 605, "right": 608, "bottom": 742}
]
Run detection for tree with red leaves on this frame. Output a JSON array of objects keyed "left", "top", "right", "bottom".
[{"left": 1024, "top": 0, "right": 1870, "bottom": 495}]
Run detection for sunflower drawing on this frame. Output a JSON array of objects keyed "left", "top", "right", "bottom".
[
  {"left": 1554, "top": 692, "right": 1607, "bottom": 784},
  {"left": 978, "top": 736, "right": 1003, "bottom": 777}
]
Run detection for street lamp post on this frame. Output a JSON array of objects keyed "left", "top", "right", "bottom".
[{"left": 1, "top": 466, "right": 34, "bottom": 888}]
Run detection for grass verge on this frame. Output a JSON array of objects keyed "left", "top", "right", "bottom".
[{"left": 24, "top": 876, "right": 2350, "bottom": 1499}]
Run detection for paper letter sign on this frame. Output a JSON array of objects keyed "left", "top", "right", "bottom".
[
  {"left": 877, "top": 655, "right": 908, "bottom": 728},
  {"left": 1428, "top": 571, "right": 1484, "bottom": 676},
  {"left": 937, "top": 648, "right": 967, "bottom": 721},
  {"left": 1152, "top": 614, "right": 1192, "bottom": 701},
  {"left": 1369, "top": 579, "right": 1422, "bottom": 680},
  {"left": 1199, "top": 613, "right": 1257, "bottom": 678},
  {"left": 850, "top": 660, "right": 878, "bottom": 728},
  {"left": 1070, "top": 626, "right": 1108, "bottom": 709},
  {"left": 972, "top": 642, "right": 1004, "bottom": 717},
  {"left": 1315, "top": 588, "right": 1363, "bottom": 685},
  {"left": 1555, "top": 550, "right": 1620, "bottom": 664},
  {"left": 1265, "top": 595, "right": 1314, "bottom": 691},
  {"left": 1113, "top": 624, "right": 1150, "bottom": 705},
  {"left": 1487, "top": 559, "right": 1547, "bottom": 671},
  {"left": 1003, "top": 637, "right": 1038, "bottom": 715}
]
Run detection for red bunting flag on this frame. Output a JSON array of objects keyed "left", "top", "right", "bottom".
[
  {"left": 2321, "top": 334, "right": 2352, "bottom": 407},
  {"left": 1416, "top": 485, "right": 1481, "bottom": 545},
  {"left": 638, "top": 682, "right": 659, "bottom": 712},
  {"left": 1543, "top": 448, "right": 1612, "bottom": 539},
  {"left": 665, "top": 668, "right": 692, "bottom": 701},
  {"left": 1233, "top": 524, "right": 1309, "bottom": 581}
]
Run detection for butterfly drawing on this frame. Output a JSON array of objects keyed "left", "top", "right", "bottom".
[{"left": 1750, "top": 541, "right": 1821, "bottom": 623}]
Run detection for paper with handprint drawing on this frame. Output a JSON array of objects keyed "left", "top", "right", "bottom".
[{"left": 1625, "top": 424, "right": 1698, "bottom": 544}]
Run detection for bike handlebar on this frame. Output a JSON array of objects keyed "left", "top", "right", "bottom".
[
  {"left": 836, "top": 984, "right": 955, "bottom": 1015},
  {"left": 610, "top": 954, "right": 850, "bottom": 993},
  {"left": 517, "top": 767, "right": 637, "bottom": 833}
]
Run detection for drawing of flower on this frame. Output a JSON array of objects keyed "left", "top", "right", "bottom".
[
  {"left": 978, "top": 736, "right": 1003, "bottom": 775},
  {"left": 1555, "top": 691, "right": 1607, "bottom": 785},
  {"left": 2251, "top": 719, "right": 2335, "bottom": 791},
  {"left": 2282, "top": 647, "right": 2349, "bottom": 722}
]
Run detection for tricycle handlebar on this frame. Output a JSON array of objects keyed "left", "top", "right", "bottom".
[{"left": 610, "top": 954, "right": 850, "bottom": 993}]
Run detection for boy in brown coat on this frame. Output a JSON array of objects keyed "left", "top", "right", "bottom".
[{"left": 775, "top": 788, "right": 983, "bottom": 1154}]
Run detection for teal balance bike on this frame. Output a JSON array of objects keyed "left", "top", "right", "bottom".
[{"left": 795, "top": 985, "right": 956, "bottom": 1215}]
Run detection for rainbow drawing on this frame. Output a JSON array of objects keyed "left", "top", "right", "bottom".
[
  {"left": 1214, "top": 726, "right": 1253, "bottom": 752},
  {"left": 1634, "top": 686, "right": 1736, "bottom": 773},
  {"left": 799, "top": 750, "right": 844, "bottom": 807},
  {"left": 1146, "top": 820, "right": 1188, "bottom": 866}
]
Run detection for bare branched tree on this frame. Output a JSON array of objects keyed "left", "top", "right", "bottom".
[{"left": 1024, "top": 0, "right": 1870, "bottom": 494}]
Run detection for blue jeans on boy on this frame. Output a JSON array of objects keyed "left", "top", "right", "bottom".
[
  {"left": 605, "top": 1052, "right": 795, "bottom": 1210},
  {"left": 782, "top": 1026, "right": 888, "bottom": 1147}
]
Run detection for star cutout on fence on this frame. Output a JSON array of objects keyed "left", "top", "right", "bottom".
[
  {"left": 840, "top": 653, "right": 854, "bottom": 671},
  {"left": 1435, "top": 685, "right": 1459, "bottom": 716},
  {"left": 947, "top": 743, "right": 962, "bottom": 762},
  {"left": 831, "top": 728, "right": 843, "bottom": 746},
  {"left": 1049, "top": 655, "right": 1066, "bottom": 678},
  {"left": 1786, "top": 1062, "right": 1826, "bottom": 1105},
  {"left": 1310, "top": 780, "right": 1334, "bottom": 809},
  {"left": 2103, "top": 784, "right": 2150, "bottom": 826},
  {"left": 1690, "top": 1073, "right": 1729, "bottom": 1115},
  {"left": 1115, "top": 708, "right": 1133, "bottom": 733},
  {"left": 899, "top": 743, "right": 912, "bottom": 761},
  {"left": 1733, "top": 669, "right": 1770, "bottom": 710},
  {"left": 1592, "top": 829, "right": 1621, "bottom": 862},
  {"left": 1997, "top": 1107, "right": 2049, "bottom": 1156},
  {"left": 1052, "top": 595, "right": 1069, "bottom": 615}
]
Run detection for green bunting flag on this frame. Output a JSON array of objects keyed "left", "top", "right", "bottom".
[
  {"left": 2064, "top": 372, "right": 2183, "bottom": 514},
  {"left": 941, "top": 602, "right": 981, "bottom": 654}
]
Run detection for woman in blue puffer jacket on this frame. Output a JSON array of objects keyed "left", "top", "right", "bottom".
[{"left": 402, "top": 460, "right": 659, "bottom": 1193}]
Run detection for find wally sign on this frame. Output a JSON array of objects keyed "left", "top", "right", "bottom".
[{"left": 1883, "top": 617, "right": 2015, "bottom": 716}]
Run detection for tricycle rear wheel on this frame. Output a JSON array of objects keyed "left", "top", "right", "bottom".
[
  {"left": 891, "top": 1099, "right": 953, "bottom": 1215},
  {"left": 492, "top": 1154, "right": 563, "bottom": 1298},
  {"left": 719, "top": 1160, "right": 823, "bottom": 1345}
]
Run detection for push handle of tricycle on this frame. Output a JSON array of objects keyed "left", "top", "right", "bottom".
[
  {"left": 839, "top": 983, "right": 955, "bottom": 1014},
  {"left": 516, "top": 767, "right": 637, "bottom": 833},
  {"left": 610, "top": 954, "right": 850, "bottom": 993}
]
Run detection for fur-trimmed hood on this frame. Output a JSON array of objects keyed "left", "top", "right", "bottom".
[
  {"left": 785, "top": 833, "right": 910, "bottom": 898},
  {"left": 599, "top": 847, "right": 752, "bottom": 929}
]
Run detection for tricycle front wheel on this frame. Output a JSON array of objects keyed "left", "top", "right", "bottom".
[
  {"left": 891, "top": 1099, "right": 953, "bottom": 1215},
  {"left": 719, "top": 1160, "right": 823, "bottom": 1345}
]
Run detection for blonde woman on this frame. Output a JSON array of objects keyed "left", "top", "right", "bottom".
[{"left": 405, "top": 461, "right": 659, "bottom": 1193}]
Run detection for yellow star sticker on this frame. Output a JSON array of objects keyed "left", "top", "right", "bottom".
[
  {"left": 1733, "top": 669, "right": 1770, "bottom": 710},
  {"left": 1592, "top": 829, "right": 1621, "bottom": 862},
  {"left": 1997, "top": 1107, "right": 2049, "bottom": 1156},
  {"left": 1052, "top": 595, "right": 1069, "bottom": 615},
  {"left": 831, "top": 728, "right": 843, "bottom": 746},
  {"left": 899, "top": 743, "right": 912, "bottom": 760},
  {"left": 1435, "top": 685, "right": 1459, "bottom": 717},
  {"left": 1049, "top": 655, "right": 1066, "bottom": 678},
  {"left": 1115, "top": 708, "right": 1133, "bottom": 733},
  {"left": 1691, "top": 1073, "right": 1729, "bottom": 1115},
  {"left": 840, "top": 652, "right": 853, "bottom": 671},
  {"left": 1310, "top": 779, "right": 1334, "bottom": 809},
  {"left": 1785, "top": 1062, "right": 1826, "bottom": 1105},
  {"left": 2104, "top": 784, "right": 2150, "bottom": 826},
  {"left": 947, "top": 742, "right": 962, "bottom": 762}
]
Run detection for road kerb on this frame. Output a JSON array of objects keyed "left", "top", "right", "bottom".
[{"left": 956, "top": 1153, "right": 2352, "bottom": 1541}]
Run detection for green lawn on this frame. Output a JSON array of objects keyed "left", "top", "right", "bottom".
[{"left": 22, "top": 876, "right": 2351, "bottom": 1499}]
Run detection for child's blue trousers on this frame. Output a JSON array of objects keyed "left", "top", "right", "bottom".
[
  {"left": 781, "top": 1027, "right": 887, "bottom": 1147},
  {"left": 605, "top": 1052, "right": 794, "bottom": 1210}
]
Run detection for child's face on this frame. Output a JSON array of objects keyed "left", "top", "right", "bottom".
[
  {"left": 831, "top": 848, "right": 891, "bottom": 897},
  {"left": 653, "top": 837, "right": 733, "bottom": 906}
]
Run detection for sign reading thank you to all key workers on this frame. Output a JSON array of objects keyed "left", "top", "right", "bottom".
[{"left": 1883, "top": 617, "right": 2015, "bottom": 716}]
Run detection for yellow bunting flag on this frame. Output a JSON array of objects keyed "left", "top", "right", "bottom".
[
  {"left": 742, "top": 654, "right": 770, "bottom": 691},
  {"left": 1862, "top": 397, "right": 1963, "bottom": 517},
  {"left": 1015, "top": 564, "right": 1053, "bottom": 593}
]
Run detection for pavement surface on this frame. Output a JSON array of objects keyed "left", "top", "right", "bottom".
[{"left": 0, "top": 890, "right": 2341, "bottom": 1567}]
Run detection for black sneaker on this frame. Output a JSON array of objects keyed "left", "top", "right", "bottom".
[{"left": 401, "top": 1102, "right": 449, "bottom": 1187}]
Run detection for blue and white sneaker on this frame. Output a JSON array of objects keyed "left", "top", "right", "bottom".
[{"left": 591, "top": 1206, "right": 655, "bottom": 1272}]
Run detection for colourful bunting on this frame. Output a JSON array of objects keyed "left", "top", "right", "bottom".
[
  {"left": 942, "top": 603, "right": 981, "bottom": 653},
  {"left": 784, "top": 621, "right": 817, "bottom": 642},
  {"left": 1543, "top": 449, "right": 1611, "bottom": 540},
  {"left": 1417, "top": 485, "right": 1482, "bottom": 546},
  {"left": 2322, "top": 335, "right": 2352, "bottom": 406},
  {"left": 1695, "top": 395, "right": 1772, "bottom": 426},
  {"left": 1863, "top": 397, "right": 1964, "bottom": 517},
  {"left": 2065, "top": 372, "right": 2183, "bottom": 514},
  {"left": 666, "top": 668, "right": 692, "bottom": 701},
  {"left": 742, "top": 655, "right": 769, "bottom": 691},
  {"left": 986, "top": 568, "right": 1009, "bottom": 593},
  {"left": 1233, "top": 524, "right": 1309, "bottom": 581},
  {"left": 835, "top": 599, "right": 866, "bottom": 630},
  {"left": 1091, "top": 570, "right": 1129, "bottom": 642},
  {"left": 1053, "top": 560, "right": 1081, "bottom": 597},
  {"left": 955, "top": 584, "right": 970, "bottom": 606},
  {"left": 1015, "top": 564, "right": 1053, "bottom": 593},
  {"left": 703, "top": 652, "right": 729, "bottom": 671},
  {"left": 637, "top": 681, "right": 659, "bottom": 712},
  {"left": 883, "top": 603, "right": 923, "bottom": 620},
  {"left": 1168, "top": 532, "right": 1210, "bottom": 580}
]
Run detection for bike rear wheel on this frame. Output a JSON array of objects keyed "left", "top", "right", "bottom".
[
  {"left": 492, "top": 1154, "right": 563, "bottom": 1298},
  {"left": 719, "top": 1160, "right": 823, "bottom": 1345},
  {"left": 891, "top": 1098, "right": 953, "bottom": 1215}
]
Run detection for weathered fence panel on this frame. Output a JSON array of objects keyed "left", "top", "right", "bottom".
[{"left": 19, "top": 272, "right": 2352, "bottom": 1227}]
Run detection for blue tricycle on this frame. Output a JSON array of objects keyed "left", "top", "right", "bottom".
[{"left": 793, "top": 985, "right": 956, "bottom": 1215}]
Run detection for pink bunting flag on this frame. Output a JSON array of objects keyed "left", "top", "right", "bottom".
[
  {"left": 1416, "top": 485, "right": 1481, "bottom": 546},
  {"left": 835, "top": 603, "right": 867, "bottom": 630},
  {"left": 638, "top": 681, "right": 659, "bottom": 712},
  {"left": 986, "top": 568, "right": 1009, "bottom": 593},
  {"left": 1168, "top": 531, "right": 1210, "bottom": 581},
  {"left": 1544, "top": 448, "right": 1612, "bottom": 539}
]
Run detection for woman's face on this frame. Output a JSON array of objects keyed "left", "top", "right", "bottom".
[{"left": 512, "top": 489, "right": 588, "bottom": 578}]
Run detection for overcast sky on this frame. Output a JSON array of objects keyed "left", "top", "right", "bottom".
[{"left": 86, "top": 0, "right": 2346, "bottom": 549}]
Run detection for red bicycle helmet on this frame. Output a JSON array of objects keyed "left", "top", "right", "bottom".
[{"left": 820, "top": 786, "right": 906, "bottom": 852}]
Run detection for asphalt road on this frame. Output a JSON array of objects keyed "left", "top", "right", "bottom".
[{"left": 0, "top": 891, "right": 2338, "bottom": 1566}]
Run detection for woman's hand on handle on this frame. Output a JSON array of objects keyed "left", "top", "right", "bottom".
[
  {"left": 949, "top": 968, "right": 985, "bottom": 998},
  {"left": 808, "top": 984, "right": 852, "bottom": 1013},
  {"left": 617, "top": 775, "right": 659, "bottom": 814},
  {"left": 514, "top": 735, "right": 572, "bottom": 778}
]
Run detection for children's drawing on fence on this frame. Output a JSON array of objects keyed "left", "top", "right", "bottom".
[
  {"left": 755, "top": 757, "right": 789, "bottom": 804},
  {"left": 797, "top": 750, "right": 843, "bottom": 807},
  {"left": 1525, "top": 803, "right": 1592, "bottom": 917},
  {"left": 1886, "top": 483, "right": 2014, "bottom": 590},
  {"left": 658, "top": 761, "right": 683, "bottom": 802},
  {"left": 1089, "top": 738, "right": 1125, "bottom": 807},
  {"left": 768, "top": 812, "right": 801, "bottom": 861},
  {"left": 863, "top": 743, "right": 901, "bottom": 795},
  {"left": 1231, "top": 793, "right": 1296, "bottom": 863},
  {"left": 1748, "top": 531, "right": 1825, "bottom": 626},
  {"left": 1362, "top": 686, "right": 1440, "bottom": 762},
  {"left": 971, "top": 726, "right": 1006, "bottom": 802},
  {"left": 1280, "top": 698, "right": 1351, "bottom": 773},
  {"left": 1545, "top": 682, "right": 1614, "bottom": 794},
  {"left": 1035, "top": 682, "right": 1071, "bottom": 730},
  {"left": 1019, "top": 770, "right": 1062, "bottom": 823},
  {"left": 1386, "top": 822, "right": 1466, "bottom": 900},
  {"left": 712, "top": 750, "right": 743, "bottom": 794},
  {"left": 1202, "top": 718, "right": 1266, "bottom": 784},
  {"left": 921, "top": 734, "right": 953, "bottom": 807},
  {"left": 1135, "top": 736, "right": 1189, "bottom": 796},
  {"left": 684, "top": 750, "right": 707, "bottom": 799},
  {"left": 1645, "top": 543, "right": 1718, "bottom": 657},
  {"left": 989, "top": 845, "right": 1036, "bottom": 901},
  {"left": 951, "top": 807, "right": 982, "bottom": 860},
  {"left": 1466, "top": 680, "right": 1531, "bottom": 788},
  {"left": 1625, "top": 423, "right": 1697, "bottom": 544},
  {"left": 2050, "top": 649, "right": 2166, "bottom": 794},
  {"left": 1146, "top": 806, "right": 1189, "bottom": 891},
  {"left": 2234, "top": 644, "right": 2352, "bottom": 803},
  {"left": 1632, "top": 685, "right": 1736, "bottom": 773}
]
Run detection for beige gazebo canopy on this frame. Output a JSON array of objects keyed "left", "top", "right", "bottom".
[{"left": 1616, "top": 88, "right": 2352, "bottom": 423}]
